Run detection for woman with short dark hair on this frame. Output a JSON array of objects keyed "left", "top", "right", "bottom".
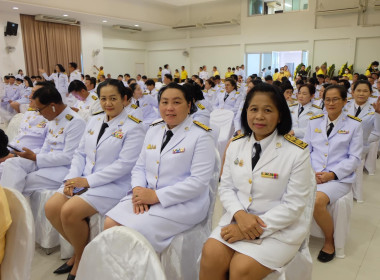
[
  {"left": 200, "top": 83, "right": 314, "bottom": 279},
  {"left": 104, "top": 82, "right": 215, "bottom": 254}
]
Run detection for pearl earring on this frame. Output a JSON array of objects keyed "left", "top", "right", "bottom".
[{"left": 52, "top": 106, "right": 56, "bottom": 112}]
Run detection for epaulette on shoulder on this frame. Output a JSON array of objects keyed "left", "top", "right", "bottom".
[
  {"left": 197, "top": 103, "right": 205, "bottom": 110},
  {"left": 284, "top": 134, "right": 308, "bottom": 149},
  {"left": 193, "top": 120, "right": 212, "bottom": 131},
  {"left": 65, "top": 114, "right": 73, "bottom": 121},
  {"left": 347, "top": 114, "right": 362, "bottom": 122},
  {"left": 232, "top": 134, "right": 246, "bottom": 142},
  {"left": 310, "top": 114, "right": 324, "bottom": 120},
  {"left": 312, "top": 104, "right": 321, "bottom": 109},
  {"left": 150, "top": 119, "right": 164, "bottom": 126},
  {"left": 91, "top": 95, "right": 98, "bottom": 101},
  {"left": 27, "top": 107, "right": 36, "bottom": 111},
  {"left": 128, "top": 115, "right": 142, "bottom": 123},
  {"left": 92, "top": 111, "right": 104, "bottom": 116},
  {"left": 368, "top": 112, "right": 375, "bottom": 115},
  {"left": 289, "top": 103, "right": 298, "bottom": 107}
]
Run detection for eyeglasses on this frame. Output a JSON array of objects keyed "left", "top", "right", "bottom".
[
  {"left": 324, "top": 98, "right": 342, "bottom": 104},
  {"left": 36, "top": 105, "right": 49, "bottom": 113}
]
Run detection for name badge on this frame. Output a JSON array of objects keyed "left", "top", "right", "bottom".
[
  {"left": 261, "top": 172, "right": 278, "bottom": 179},
  {"left": 147, "top": 144, "right": 156, "bottom": 150},
  {"left": 338, "top": 130, "right": 349, "bottom": 134},
  {"left": 173, "top": 148, "right": 185, "bottom": 154},
  {"left": 314, "top": 128, "right": 322, "bottom": 133}
]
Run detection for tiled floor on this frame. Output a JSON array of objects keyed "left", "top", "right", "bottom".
[{"left": 32, "top": 158, "right": 380, "bottom": 280}]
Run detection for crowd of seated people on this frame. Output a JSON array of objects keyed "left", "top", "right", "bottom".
[{"left": 0, "top": 60, "right": 379, "bottom": 279}]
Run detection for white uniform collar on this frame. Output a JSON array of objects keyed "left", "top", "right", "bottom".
[
  {"left": 327, "top": 113, "right": 342, "bottom": 128},
  {"left": 251, "top": 129, "right": 277, "bottom": 155},
  {"left": 103, "top": 107, "right": 127, "bottom": 125}
]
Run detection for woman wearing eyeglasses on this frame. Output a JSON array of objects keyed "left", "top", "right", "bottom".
[
  {"left": 304, "top": 85, "right": 363, "bottom": 263},
  {"left": 104, "top": 83, "right": 215, "bottom": 254}
]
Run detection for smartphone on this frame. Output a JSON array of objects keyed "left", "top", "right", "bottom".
[
  {"left": 73, "top": 187, "right": 88, "bottom": 196},
  {"left": 7, "top": 144, "right": 21, "bottom": 152}
]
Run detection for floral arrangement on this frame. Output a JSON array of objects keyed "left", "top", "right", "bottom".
[{"left": 293, "top": 63, "right": 305, "bottom": 79}]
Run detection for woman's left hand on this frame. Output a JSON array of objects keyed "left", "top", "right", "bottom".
[
  {"left": 63, "top": 177, "right": 89, "bottom": 196},
  {"left": 132, "top": 187, "right": 159, "bottom": 205},
  {"left": 221, "top": 224, "right": 245, "bottom": 244}
]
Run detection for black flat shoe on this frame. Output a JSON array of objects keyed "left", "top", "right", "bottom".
[
  {"left": 317, "top": 250, "right": 335, "bottom": 263},
  {"left": 67, "top": 274, "right": 76, "bottom": 280},
  {"left": 54, "top": 262, "right": 74, "bottom": 274}
]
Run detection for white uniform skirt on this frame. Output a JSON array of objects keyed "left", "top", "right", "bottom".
[
  {"left": 56, "top": 187, "right": 120, "bottom": 216},
  {"left": 106, "top": 199, "right": 191, "bottom": 253},
  {"left": 209, "top": 226, "right": 299, "bottom": 271},
  {"left": 317, "top": 181, "right": 351, "bottom": 204}
]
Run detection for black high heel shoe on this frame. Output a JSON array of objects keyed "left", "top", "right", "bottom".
[
  {"left": 317, "top": 249, "right": 335, "bottom": 263},
  {"left": 67, "top": 273, "right": 76, "bottom": 280},
  {"left": 54, "top": 262, "right": 74, "bottom": 274}
]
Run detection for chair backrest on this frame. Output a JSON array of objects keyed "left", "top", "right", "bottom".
[
  {"left": 209, "top": 124, "right": 220, "bottom": 146},
  {"left": 1, "top": 187, "right": 35, "bottom": 280},
  {"left": 76, "top": 226, "right": 166, "bottom": 280},
  {"left": 210, "top": 109, "right": 234, "bottom": 140},
  {"left": 5, "top": 113, "right": 24, "bottom": 142}
]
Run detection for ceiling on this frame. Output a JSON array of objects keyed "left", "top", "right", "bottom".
[{"left": 145, "top": 0, "right": 219, "bottom": 6}]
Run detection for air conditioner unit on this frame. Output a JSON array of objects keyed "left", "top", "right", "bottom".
[
  {"left": 35, "top": 14, "right": 79, "bottom": 25},
  {"left": 266, "top": 1, "right": 281, "bottom": 8},
  {"left": 112, "top": 25, "right": 142, "bottom": 32},
  {"left": 316, "top": 7, "right": 360, "bottom": 15},
  {"left": 172, "top": 23, "right": 204, "bottom": 30},
  {"left": 203, "top": 19, "right": 240, "bottom": 27},
  {"left": 374, "top": 2, "right": 380, "bottom": 10}
]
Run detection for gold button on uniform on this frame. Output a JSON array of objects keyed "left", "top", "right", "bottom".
[
  {"left": 325, "top": 142, "right": 329, "bottom": 146},
  {"left": 155, "top": 176, "right": 158, "bottom": 179},
  {"left": 156, "top": 161, "right": 159, "bottom": 164},
  {"left": 92, "top": 162, "right": 95, "bottom": 165},
  {"left": 323, "top": 165, "right": 326, "bottom": 168},
  {"left": 249, "top": 197, "right": 252, "bottom": 202},
  {"left": 248, "top": 179, "right": 252, "bottom": 184},
  {"left": 324, "top": 154, "right": 327, "bottom": 157}
]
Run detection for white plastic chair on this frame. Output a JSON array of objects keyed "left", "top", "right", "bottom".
[
  {"left": 365, "top": 140, "right": 379, "bottom": 175},
  {"left": 60, "top": 213, "right": 105, "bottom": 259},
  {"left": 310, "top": 190, "right": 354, "bottom": 258},
  {"left": 161, "top": 148, "right": 221, "bottom": 280},
  {"left": 352, "top": 157, "right": 365, "bottom": 202},
  {"left": 29, "top": 189, "right": 60, "bottom": 252},
  {"left": 76, "top": 226, "right": 166, "bottom": 280},
  {"left": 210, "top": 109, "right": 234, "bottom": 159},
  {"left": 5, "top": 113, "right": 24, "bottom": 142},
  {"left": 209, "top": 124, "right": 220, "bottom": 146},
  {"left": 1, "top": 187, "right": 35, "bottom": 280}
]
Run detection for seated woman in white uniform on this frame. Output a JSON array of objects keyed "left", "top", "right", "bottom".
[
  {"left": 214, "top": 78, "right": 242, "bottom": 117},
  {"left": 289, "top": 84, "right": 323, "bottom": 139},
  {"left": 200, "top": 83, "right": 314, "bottom": 280},
  {"left": 304, "top": 85, "right": 363, "bottom": 263},
  {"left": 104, "top": 82, "right": 216, "bottom": 253},
  {"left": 188, "top": 83, "right": 212, "bottom": 126},
  {"left": 129, "top": 83, "right": 158, "bottom": 130},
  {"left": 45, "top": 79, "right": 145, "bottom": 279},
  {"left": 10, "top": 76, "right": 33, "bottom": 113}
]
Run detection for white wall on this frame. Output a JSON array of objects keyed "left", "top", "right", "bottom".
[
  {"left": 103, "top": 48, "right": 146, "bottom": 78},
  {"left": 0, "top": 13, "right": 26, "bottom": 77},
  {"left": 81, "top": 23, "right": 104, "bottom": 77}
]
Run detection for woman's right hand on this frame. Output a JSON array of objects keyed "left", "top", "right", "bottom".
[{"left": 234, "top": 210, "right": 267, "bottom": 240}]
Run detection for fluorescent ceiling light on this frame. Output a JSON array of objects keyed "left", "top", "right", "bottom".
[
  {"left": 284, "top": 3, "right": 292, "bottom": 7},
  {"left": 102, "top": 20, "right": 108, "bottom": 23},
  {"left": 134, "top": 24, "right": 139, "bottom": 27},
  {"left": 12, "top": 7, "right": 19, "bottom": 10},
  {"left": 63, "top": 14, "right": 69, "bottom": 17}
]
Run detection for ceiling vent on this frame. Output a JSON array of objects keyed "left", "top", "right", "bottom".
[
  {"left": 35, "top": 14, "right": 79, "bottom": 25},
  {"left": 112, "top": 25, "right": 142, "bottom": 32},
  {"left": 203, "top": 19, "right": 240, "bottom": 27},
  {"left": 172, "top": 23, "right": 204, "bottom": 30}
]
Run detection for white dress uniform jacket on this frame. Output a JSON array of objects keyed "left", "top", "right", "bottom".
[
  {"left": 217, "top": 131, "right": 314, "bottom": 245},
  {"left": 62, "top": 110, "right": 145, "bottom": 200},
  {"left": 107, "top": 117, "right": 215, "bottom": 252},
  {"left": 344, "top": 101, "right": 380, "bottom": 154},
  {"left": 125, "top": 103, "right": 144, "bottom": 120},
  {"left": 132, "top": 95, "right": 158, "bottom": 127},
  {"left": 0, "top": 107, "right": 85, "bottom": 193},
  {"left": 14, "top": 86, "right": 32, "bottom": 104},
  {"left": 42, "top": 72, "right": 69, "bottom": 98},
  {"left": 73, "top": 92, "right": 102, "bottom": 122},
  {"left": 199, "top": 71, "right": 209, "bottom": 81},
  {"left": 9, "top": 109, "right": 48, "bottom": 153},
  {"left": 69, "top": 70, "right": 82, "bottom": 83},
  {"left": 304, "top": 113, "right": 363, "bottom": 184},
  {"left": 289, "top": 102, "right": 323, "bottom": 139},
  {"left": 193, "top": 100, "right": 212, "bottom": 126},
  {"left": 214, "top": 89, "right": 242, "bottom": 115},
  {"left": 203, "top": 88, "right": 218, "bottom": 107}
]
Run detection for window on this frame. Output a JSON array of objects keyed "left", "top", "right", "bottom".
[{"left": 249, "top": 0, "right": 308, "bottom": 16}]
